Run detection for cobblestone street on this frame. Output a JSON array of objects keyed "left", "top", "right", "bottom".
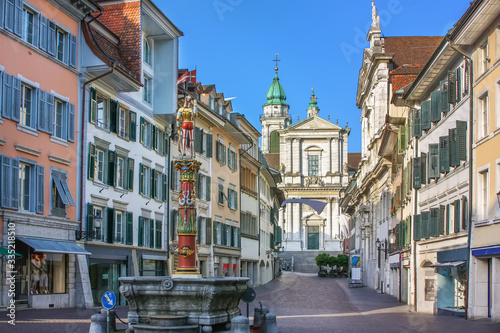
[{"left": 1, "top": 272, "right": 500, "bottom": 332}]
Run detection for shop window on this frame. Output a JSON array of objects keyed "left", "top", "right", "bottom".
[
  {"left": 30, "top": 253, "right": 66, "bottom": 294},
  {"left": 140, "top": 259, "right": 164, "bottom": 277}
]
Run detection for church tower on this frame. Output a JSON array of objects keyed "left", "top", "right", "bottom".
[{"left": 261, "top": 56, "right": 291, "bottom": 155}]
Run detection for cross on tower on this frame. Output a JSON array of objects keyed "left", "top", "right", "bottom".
[{"left": 273, "top": 53, "right": 280, "bottom": 71}]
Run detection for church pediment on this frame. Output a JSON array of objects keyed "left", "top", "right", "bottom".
[
  {"left": 287, "top": 116, "right": 342, "bottom": 132},
  {"left": 301, "top": 213, "right": 326, "bottom": 224}
]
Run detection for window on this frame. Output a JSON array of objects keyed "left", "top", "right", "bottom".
[
  {"left": 116, "top": 156, "right": 125, "bottom": 189},
  {"left": 19, "top": 162, "right": 33, "bottom": 211},
  {"left": 228, "top": 146, "right": 237, "bottom": 170},
  {"left": 241, "top": 212, "right": 258, "bottom": 237},
  {"left": 143, "top": 38, "right": 152, "bottom": 65},
  {"left": 95, "top": 148, "right": 105, "bottom": 183},
  {"left": 23, "top": 7, "right": 35, "bottom": 44},
  {"left": 216, "top": 138, "right": 226, "bottom": 164},
  {"left": 53, "top": 99, "right": 65, "bottom": 138},
  {"left": 29, "top": 252, "right": 66, "bottom": 294},
  {"left": 479, "top": 93, "right": 489, "bottom": 138},
  {"left": 118, "top": 107, "right": 127, "bottom": 138},
  {"left": 20, "top": 84, "right": 34, "bottom": 128},
  {"left": 143, "top": 75, "right": 152, "bottom": 104},
  {"left": 308, "top": 155, "right": 319, "bottom": 176},
  {"left": 198, "top": 217, "right": 207, "bottom": 244},
  {"left": 140, "top": 165, "right": 151, "bottom": 198},
  {"left": 218, "top": 182, "right": 225, "bottom": 205},
  {"left": 51, "top": 169, "right": 75, "bottom": 217},
  {"left": 138, "top": 217, "right": 156, "bottom": 249},
  {"left": 228, "top": 187, "right": 238, "bottom": 210},
  {"left": 96, "top": 94, "right": 109, "bottom": 130},
  {"left": 479, "top": 169, "right": 489, "bottom": 221},
  {"left": 242, "top": 167, "right": 257, "bottom": 194},
  {"left": 115, "top": 210, "right": 125, "bottom": 243},
  {"left": 56, "top": 28, "right": 66, "bottom": 62},
  {"left": 479, "top": 40, "right": 489, "bottom": 74},
  {"left": 140, "top": 117, "right": 152, "bottom": 148}
]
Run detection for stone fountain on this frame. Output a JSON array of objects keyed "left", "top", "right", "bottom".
[{"left": 119, "top": 97, "right": 248, "bottom": 333}]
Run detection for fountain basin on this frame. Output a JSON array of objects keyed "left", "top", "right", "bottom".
[{"left": 119, "top": 276, "right": 249, "bottom": 329}]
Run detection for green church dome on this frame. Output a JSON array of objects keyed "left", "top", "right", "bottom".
[{"left": 263, "top": 68, "right": 289, "bottom": 107}]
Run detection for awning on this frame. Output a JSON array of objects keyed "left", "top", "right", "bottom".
[
  {"left": 54, "top": 178, "right": 75, "bottom": 206},
  {"left": 142, "top": 254, "right": 168, "bottom": 261},
  {"left": 0, "top": 247, "right": 21, "bottom": 256},
  {"left": 472, "top": 247, "right": 500, "bottom": 256},
  {"left": 430, "top": 261, "right": 466, "bottom": 268},
  {"left": 17, "top": 237, "right": 91, "bottom": 255},
  {"left": 281, "top": 199, "right": 327, "bottom": 214}
]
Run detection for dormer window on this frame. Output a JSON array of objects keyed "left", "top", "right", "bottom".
[{"left": 143, "top": 38, "right": 152, "bottom": 66}]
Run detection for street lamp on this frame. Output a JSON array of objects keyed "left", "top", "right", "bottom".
[{"left": 388, "top": 231, "right": 396, "bottom": 245}]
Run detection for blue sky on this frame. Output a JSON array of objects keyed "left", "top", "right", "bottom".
[{"left": 159, "top": 0, "right": 472, "bottom": 153}]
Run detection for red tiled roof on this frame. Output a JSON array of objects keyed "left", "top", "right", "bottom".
[
  {"left": 391, "top": 72, "right": 419, "bottom": 93},
  {"left": 97, "top": 2, "right": 142, "bottom": 80},
  {"left": 348, "top": 153, "right": 361, "bottom": 170},
  {"left": 385, "top": 36, "right": 442, "bottom": 69}
]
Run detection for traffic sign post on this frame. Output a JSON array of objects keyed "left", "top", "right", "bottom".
[
  {"left": 101, "top": 291, "right": 117, "bottom": 333},
  {"left": 241, "top": 287, "right": 256, "bottom": 318}
]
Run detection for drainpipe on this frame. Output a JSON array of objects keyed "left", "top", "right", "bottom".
[
  {"left": 447, "top": 40, "right": 473, "bottom": 320},
  {"left": 413, "top": 127, "right": 419, "bottom": 312}
]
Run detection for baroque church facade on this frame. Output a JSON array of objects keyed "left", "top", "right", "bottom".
[{"left": 261, "top": 67, "right": 350, "bottom": 272}]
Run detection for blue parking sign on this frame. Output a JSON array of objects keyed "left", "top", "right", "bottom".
[{"left": 101, "top": 290, "right": 116, "bottom": 309}]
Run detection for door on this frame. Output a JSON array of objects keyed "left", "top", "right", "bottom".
[{"left": 307, "top": 226, "right": 319, "bottom": 250}]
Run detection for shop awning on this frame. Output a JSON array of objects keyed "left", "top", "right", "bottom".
[
  {"left": 17, "top": 237, "right": 91, "bottom": 255},
  {"left": 429, "top": 261, "right": 466, "bottom": 268},
  {"left": 143, "top": 254, "right": 168, "bottom": 261},
  {"left": 0, "top": 247, "right": 21, "bottom": 256}
]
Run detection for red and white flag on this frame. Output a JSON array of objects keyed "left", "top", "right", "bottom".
[{"left": 177, "top": 70, "right": 197, "bottom": 85}]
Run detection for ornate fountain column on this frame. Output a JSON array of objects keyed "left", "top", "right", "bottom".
[{"left": 172, "top": 96, "right": 202, "bottom": 278}]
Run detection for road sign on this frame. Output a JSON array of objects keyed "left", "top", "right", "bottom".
[
  {"left": 241, "top": 287, "right": 256, "bottom": 303},
  {"left": 101, "top": 290, "right": 116, "bottom": 309}
]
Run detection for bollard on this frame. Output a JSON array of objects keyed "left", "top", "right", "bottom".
[
  {"left": 231, "top": 315, "right": 250, "bottom": 333},
  {"left": 100, "top": 308, "right": 116, "bottom": 331},
  {"left": 253, "top": 305, "right": 269, "bottom": 328},
  {"left": 261, "top": 313, "right": 277, "bottom": 333},
  {"left": 89, "top": 313, "right": 107, "bottom": 333}
]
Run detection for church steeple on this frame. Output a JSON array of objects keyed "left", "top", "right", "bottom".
[
  {"left": 307, "top": 88, "right": 319, "bottom": 118},
  {"left": 263, "top": 55, "right": 289, "bottom": 107}
]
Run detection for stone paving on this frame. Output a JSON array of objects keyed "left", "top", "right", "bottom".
[{"left": 1, "top": 271, "right": 500, "bottom": 332}]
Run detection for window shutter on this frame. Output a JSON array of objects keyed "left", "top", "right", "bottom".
[
  {"left": 125, "top": 212, "right": 133, "bottom": 245},
  {"left": 107, "top": 150, "right": 116, "bottom": 186},
  {"left": 36, "top": 165, "right": 44, "bottom": 214},
  {"left": 13, "top": 0, "right": 22, "bottom": 36},
  {"left": 440, "top": 80, "right": 450, "bottom": 113},
  {"left": 2, "top": 73, "right": 13, "bottom": 119},
  {"left": 106, "top": 207, "right": 114, "bottom": 243},
  {"left": 234, "top": 152, "right": 238, "bottom": 170},
  {"left": 139, "top": 117, "right": 145, "bottom": 144},
  {"left": 151, "top": 170, "right": 156, "bottom": 199},
  {"left": 405, "top": 117, "right": 411, "bottom": 145},
  {"left": 429, "top": 144, "right": 439, "bottom": 180},
  {"left": 162, "top": 173, "right": 167, "bottom": 202},
  {"left": 456, "top": 67, "right": 462, "bottom": 103},
  {"left": 462, "top": 197, "right": 468, "bottom": 230},
  {"left": 38, "top": 90, "right": 48, "bottom": 132},
  {"left": 421, "top": 152, "right": 427, "bottom": 185},
  {"left": 398, "top": 125, "right": 406, "bottom": 155},
  {"left": 234, "top": 191, "right": 238, "bottom": 210},
  {"left": 109, "top": 99, "right": 118, "bottom": 133},
  {"left": 47, "top": 21, "right": 55, "bottom": 56},
  {"left": 46, "top": 93, "right": 54, "bottom": 134},
  {"left": 139, "top": 163, "right": 144, "bottom": 195},
  {"left": 69, "top": 34, "right": 77, "bottom": 68},
  {"left": 195, "top": 127, "right": 202, "bottom": 153},
  {"left": 127, "top": 157, "right": 134, "bottom": 191},
  {"left": 149, "top": 220, "right": 154, "bottom": 249},
  {"left": 439, "top": 136, "right": 450, "bottom": 174},
  {"left": 456, "top": 120, "right": 467, "bottom": 161},
  {"left": 446, "top": 204, "right": 450, "bottom": 235},
  {"left": 67, "top": 103, "right": 75, "bottom": 142},
  {"left": 421, "top": 100, "right": 431, "bottom": 130},
  {"left": 223, "top": 144, "right": 227, "bottom": 164},
  {"left": 89, "top": 87, "right": 97, "bottom": 124},
  {"left": 129, "top": 111, "right": 136, "bottom": 141},
  {"left": 449, "top": 128, "right": 459, "bottom": 167},
  {"left": 454, "top": 199, "right": 460, "bottom": 233},
  {"left": 195, "top": 173, "right": 200, "bottom": 198},
  {"left": 11, "top": 76, "right": 21, "bottom": 122},
  {"left": 39, "top": 15, "right": 48, "bottom": 51},
  {"left": 431, "top": 90, "right": 441, "bottom": 123},
  {"left": 152, "top": 126, "right": 157, "bottom": 151},
  {"left": 206, "top": 176, "right": 211, "bottom": 201},
  {"left": 206, "top": 218, "right": 212, "bottom": 244},
  {"left": 430, "top": 208, "right": 438, "bottom": 237},
  {"left": 414, "top": 214, "right": 421, "bottom": 241},
  {"left": 170, "top": 161, "right": 176, "bottom": 190},
  {"left": 1, "top": 157, "right": 18, "bottom": 209},
  {"left": 157, "top": 129, "right": 164, "bottom": 155},
  {"left": 448, "top": 70, "right": 456, "bottom": 104},
  {"left": 138, "top": 216, "right": 144, "bottom": 247},
  {"left": 206, "top": 134, "right": 213, "bottom": 157},
  {"left": 439, "top": 205, "right": 445, "bottom": 235},
  {"left": 86, "top": 203, "right": 94, "bottom": 236},
  {"left": 155, "top": 220, "right": 162, "bottom": 249},
  {"left": 413, "top": 157, "right": 421, "bottom": 189},
  {"left": 422, "top": 211, "right": 430, "bottom": 239},
  {"left": 88, "top": 142, "right": 96, "bottom": 180},
  {"left": 4, "top": 0, "right": 14, "bottom": 32},
  {"left": 413, "top": 109, "right": 422, "bottom": 137}
]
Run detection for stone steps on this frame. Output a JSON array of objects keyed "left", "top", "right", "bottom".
[{"left": 149, "top": 315, "right": 188, "bottom": 327}]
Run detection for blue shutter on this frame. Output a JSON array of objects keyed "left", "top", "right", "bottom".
[
  {"left": 0, "top": 0, "right": 4, "bottom": 28},
  {"left": 47, "top": 21, "right": 55, "bottom": 56},
  {"left": 39, "top": 15, "right": 48, "bottom": 51},
  {"left": 4, "top": 0, "right": 14, "bottom": 32},
  {"left": 36, "top": 165, "right": 44, "bottom": 214},
  {"left": 67, "top": 103, "right": 75, "bottom": 142},
  {"left": 2, "top": 73, "right": 13, "bottom": 119},
  {"left": 60, "top": 176, "right": 75, "bottom": 206},
  {"left": 2, "top": 156, "right": 14, "bottom": 208},
  {"left": 13, "top": 0, "right": 22, "bottom": 36},
  {"left": 11, "top": 76, "right": 21, "bottom": 122},
  {"left": 38, "top": 90, "right": 47, "bottom": 132},
  {"left": 69, "top": 33, "right": 77, "bottom": 68}
]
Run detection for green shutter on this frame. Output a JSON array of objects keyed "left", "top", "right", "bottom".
[
  {"left": 195, "top": 127, "right": 202, "bottom": 153},
  {"left": 449, "top": 128, "right": 459, "bottom": 167},
  {"left": 414, "top": 214, "right": 421, "bottom": 241},
  {"left": 170, "top": 161, "right": 176, "bottom": 190},
  {"left": 108, "top": 150, "right": 116, "bottom": 186},
  {"left": 439, "top": 136, "right": 450, "bottom": 174},
  {"left": 109, "top": 99, "right": 118, "bottom": 133},
  {"left": 454, "top": 199, "right": 461, "bottom": 233},
  {"left": 413, "top": 109, "right": 422, "bottom": 137},
  {"left": 138, "top": 216, "right": 144, "bottom": 247},
  {"left": 206, "top": 134, "right": 213, "bottom": 158},
  {"left": 87, "top": 203, "right": 94, "bottom": 239},
  {"left": 421, "top": 100, "right": 431, "bottom": 130},
  {"left": 156, "top": 220, "right": 162, "bottom": 249},
  {"left": 398, "top": 125, "right": 406, "bottom": 155},
  {"left": 139, "top": 163, "right": 144, "bottom": 195},
  {"left": 430, "top": 208, "right": 439, "bottom": 237},
  {"left": 446, "top": 204, "right": 450, "bottom": 235},
  {"left": 206, "top": 218, "right": 212, "bottom": 244},
  {"left": 126, "top": 212, "right": 133, "bottom": 245},
  {"left": 421, "top": 152, "right": 427, "bottom": 185},
  {"left": 422, "top": 211, "right": 431, "bottom": 239},
  {"left": 139, "top": 117, "right": 145, "bottom": 144},
  {"left": 457, "top": 120, "right": 467, "bottom": 161},
  {"left": 448, "top": 70, "right": 456, "bottom": 104},
  {"left": 405, "top": 117, "right": 411, "bottom": 145},
  {"left": 149, "top": 219, "right": 154, "bottom": 248},
  {"left": 162, "top": 173, "right": 167, "bottom": 202},
  {"left": 150, "top": 169, "right": 156, "bottom": 199},
  {"left": 88, "top": 142, "right": 96, "bottom": 181},
  {"left": 431, "top": 90, "right": 442, "bottom": 123},
  {"left": 440, "top": 80, "right": 450, "bottom": 113},
  {"left": 413, "top": 157, "right": 421, "bottom": 189},
  {"left": 462, "top": 197, "right": 468, "bottom": 230},
  {"left": 456, "top": 68, "right": 462, "bottom": 103},
  {"left": 106, "top": 207, "right": 114, "bottom": 243},
  {"left": 439, "top": 205, "right": 445, "bottom": 235},
  {"left": 429, "top": 144, "right": 440, "bottom": 180},
  {"left": 129, "top": 111, "right": 137, "bottom": 142},
  {"left": 89, "top": 87, "right": 97, "bottom": 124},
  {"left": 127, "top": 158, "right": 134, "bottom": 191},
  {"left": 195, "top": 173, "right": 200, "bottom": 198}
]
